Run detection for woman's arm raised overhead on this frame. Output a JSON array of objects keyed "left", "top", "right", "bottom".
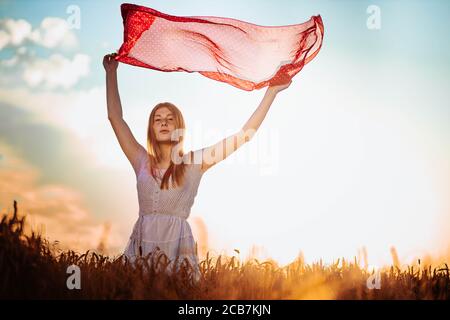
[
  {"left": 196, "top": 80, "right": 292, "bottom": 173},
  {"left": 103, "top": 53, "right": 144, "bottom": 171}
]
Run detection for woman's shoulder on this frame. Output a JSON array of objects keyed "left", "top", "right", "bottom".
[
  {"left": 182, "top": 150, "right": 203, "bottom": 164},
  {"left": 132, "top": 144, "right": 148, "bottom": 175},
  {"left": 182, "top": 149, "right": 203, "bottom": 163},
  {"left": 182, "top": 151, "right": 205, "bottom": 176},
  {"left": 137, "top": 144, "right": 149, "bottom": 162}
]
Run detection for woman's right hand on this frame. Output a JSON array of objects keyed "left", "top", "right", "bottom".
[{"left": 103, "top": 53, "right": 119, "bottom": 73}]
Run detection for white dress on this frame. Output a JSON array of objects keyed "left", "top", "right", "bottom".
[{"left": 123, "top": 145, "right": 205, "bottom": 282}]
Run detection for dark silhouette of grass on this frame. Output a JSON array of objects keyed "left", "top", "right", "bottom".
[{"left": 0, "top": 201, "right": 448, "bottom": 299}]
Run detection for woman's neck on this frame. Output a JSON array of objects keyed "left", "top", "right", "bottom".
[{"left": 157, "top": 143, "right": 172, "bottom": 168}]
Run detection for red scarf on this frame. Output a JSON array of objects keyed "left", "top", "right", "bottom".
[{"left": 116, "top": 3, "right": 324, "bottom": 91}]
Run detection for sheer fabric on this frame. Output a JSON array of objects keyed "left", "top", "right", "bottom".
[{"left": 116, "top": 3, "right": 324, "bottom": 90}]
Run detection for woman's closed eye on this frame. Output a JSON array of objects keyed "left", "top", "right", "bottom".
[{"left": 155, "top": 118, "right": 174, "bottom": 123}]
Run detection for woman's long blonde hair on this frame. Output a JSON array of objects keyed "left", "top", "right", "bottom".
[{"left": 146, "top": 102, "right": 191, "bottom": 190}]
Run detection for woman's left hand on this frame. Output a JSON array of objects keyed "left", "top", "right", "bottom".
[{"left": 268, "top": 79, "right": 293, "bottom": 94}]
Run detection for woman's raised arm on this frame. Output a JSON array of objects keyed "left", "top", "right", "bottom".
[
  {"left": 196, "top": 80, "right": 292, "bottom": 173},
  {"left": 104, "top": 53, "right": 143, "bottom": 171}
]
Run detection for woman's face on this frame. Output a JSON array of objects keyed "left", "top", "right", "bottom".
[{"left": 153, "top": 107, "right": 176, "bottom": 142}]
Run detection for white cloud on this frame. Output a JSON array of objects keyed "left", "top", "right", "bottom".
[
  {"left": 22, "top": 53, "right": 90, "bottom": 89},
  {"left": 0, "top": 17, "right": 77, "bottom": 50},
  {"left": 0, "top": 18, "right": 31, "bottom": 49},
  {"left": 0, "top": 30, "right": 9, "bottom": 49},
  {"left": 0, "top": 16, "right": 88, "bottom": 89},
  {"left": 28, "top": 17, "right": 78, "bottom": 49},
  {"left": 0, "top": 43, "right": 90, "bottom": 89}
]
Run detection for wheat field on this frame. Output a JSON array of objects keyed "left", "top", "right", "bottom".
[{"left": 0, "top": 201, "right": 448, "bottom": 300}]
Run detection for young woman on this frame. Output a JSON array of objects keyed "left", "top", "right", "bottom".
[{"left": 103, "top": 53, "right": 291, "bottom": 281}]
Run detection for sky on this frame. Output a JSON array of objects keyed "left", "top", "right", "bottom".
[{"left": 0, "top": 0, "right": 449, "bottom": 267}]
